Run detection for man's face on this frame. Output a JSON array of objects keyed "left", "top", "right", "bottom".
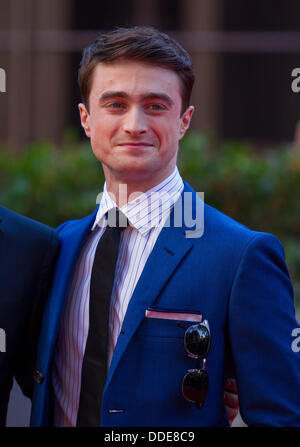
[{"left": 79, "top": 59, "right": 194, "bottom": 186}]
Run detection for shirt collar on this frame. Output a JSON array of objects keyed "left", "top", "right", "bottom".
[{"left": 91, "top": 166, "right": 184, "bottom": 236}]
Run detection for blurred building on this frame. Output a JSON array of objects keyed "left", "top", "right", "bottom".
[{"left": 0, "top": 0, "right": 300, "bottom": 150}]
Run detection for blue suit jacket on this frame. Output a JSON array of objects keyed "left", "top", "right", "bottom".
[
  {"left": 0, "top": 206, "right": 59, "bottom": 426},
  {"left": 31, "top": 182, "right": 300, "bottom": 426}
]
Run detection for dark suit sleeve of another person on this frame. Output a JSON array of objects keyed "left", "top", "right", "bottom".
[
  {"left": 0, "top": 207, "right": 59, "bottom": 426},
  {"left": 228, "top": 233, "right": 300, "bottom": 426}
]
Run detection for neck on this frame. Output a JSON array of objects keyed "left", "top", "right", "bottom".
[{"left": 103, "top": 167, "right": 176, "bottom": 207}]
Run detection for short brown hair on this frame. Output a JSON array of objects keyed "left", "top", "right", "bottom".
[{"left": 78, "top": 26, "right": 194, "bottom": 115}]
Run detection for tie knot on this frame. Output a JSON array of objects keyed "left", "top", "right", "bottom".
[{"left": 106, "top": 208, "right": 128, "bottom": 229}]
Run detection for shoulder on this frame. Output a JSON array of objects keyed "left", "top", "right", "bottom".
[
  {"left": 0, "top": 205, "right": 58, "bottom": 250},
  {"left": 183, "top": 180, "right": 256, "bottom": 249},
  {"left": 205, "top": 202, "right": 282, "bottom": 247},
  {"left": 182, "top": 190, "right": 286, "bottom": 276},
  {"left": 204, "top": 202, "right": 284, "bottom": 260},
  {"left": 204, "top": 202, "right": 259, "bottom": 242}
]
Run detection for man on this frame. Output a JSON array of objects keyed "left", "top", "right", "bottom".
[
  {"left": 0, "top": 206, "right": 58, "bottom": 426},
  {"left": 31, "top": 26, "right": 300, "bottom": 426}
]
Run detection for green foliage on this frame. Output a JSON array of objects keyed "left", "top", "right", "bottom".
[
  {"left": 1, "top": 132, "right": 300, "bottom": 310},
  {"left": 0, "top": 139, "right": 104, "bottom": 226}
]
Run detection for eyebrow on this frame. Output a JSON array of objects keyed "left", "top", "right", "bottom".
[{"left": 99, "top": 90, "right": 174, "bottom": 106}]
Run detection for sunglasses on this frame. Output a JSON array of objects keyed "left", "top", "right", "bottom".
[{"left": 181, "top": 319, "right": 211, "bottom": 409}]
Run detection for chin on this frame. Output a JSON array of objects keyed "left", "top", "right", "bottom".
[
  {"left": 114, "top": 163, "right": 157, "bottom": 181},
  {"left": 115, "top": 157, "right": 156, "bottom": 172}
]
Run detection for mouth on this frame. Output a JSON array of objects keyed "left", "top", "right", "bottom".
[{"left": 117, "top": 142, "right": 154, "bottom": 149}]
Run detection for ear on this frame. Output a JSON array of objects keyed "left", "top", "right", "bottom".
[
  {"left": 179, "top": 106, "right": 194, "bottom": 140},
  {"left": 78, "top": 103, "right": 91, "bottom": 138}
]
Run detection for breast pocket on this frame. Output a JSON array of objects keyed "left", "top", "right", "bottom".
[
  {"left": 138, "top": 307, "right": 203, "bottom": 339},
  {"left": 130, "top": 309, "right": 206, "bottom": 415}
]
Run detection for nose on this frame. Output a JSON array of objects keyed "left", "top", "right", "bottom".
[{"left": 122, "top": 106, "right": 147, "bottom": 135}]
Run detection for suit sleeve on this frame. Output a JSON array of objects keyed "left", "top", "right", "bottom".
[
  {"left": 14, "top": 228, "right": 59, "bottom": 399},
  {"left": 228, "top": 233, "right": 300, "bottom": 426}
]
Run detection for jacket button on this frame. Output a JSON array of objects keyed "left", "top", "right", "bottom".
[{"left": 33, "top": 370, "right": 44, "bottom": 384}]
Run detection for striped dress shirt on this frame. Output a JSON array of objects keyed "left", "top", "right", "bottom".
[{"left": 52, "top": 166, "right": 184, "bottom": 426}]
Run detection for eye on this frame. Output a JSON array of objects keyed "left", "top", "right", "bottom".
[
  {"left": 145, "top": 103, "right": 167, "bottom": 112},
  {"left": 105, "top": 102, "right": 126, "bottom": 110}
]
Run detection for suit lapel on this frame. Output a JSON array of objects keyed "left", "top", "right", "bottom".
[
  {"left": 36, "top": 208, "right": 99, "bottom": 370},
  {"left": 105, "top": 182, "right": 202, "bottom": 389}
]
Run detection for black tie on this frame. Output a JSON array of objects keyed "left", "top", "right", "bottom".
[{"left": 76, "top": 208, "right": 127, "bottom": 426}]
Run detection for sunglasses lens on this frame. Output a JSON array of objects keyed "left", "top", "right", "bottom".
[
  {"left": 184, "top": 324, "right": 210, "bottom": 357},
  {"left": 182, "top": 369, "right": 208, "bottom": 407}
]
